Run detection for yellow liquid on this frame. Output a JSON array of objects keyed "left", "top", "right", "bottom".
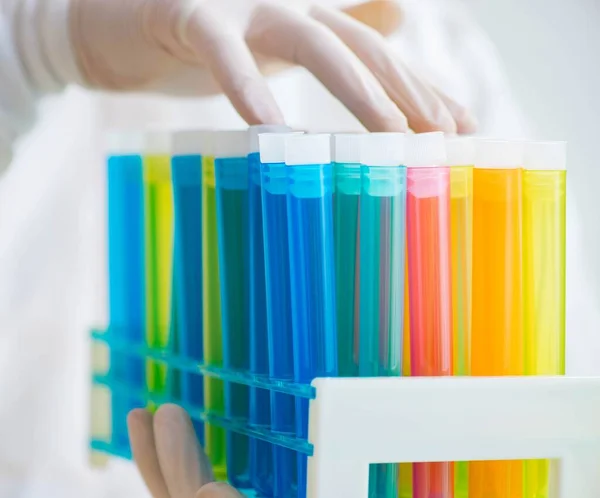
[
  {"left": 522, "top": 170, "right": 566, "bottom": 498},
  {"left": 399, "top": 253, "right": 412, "bottom": 498},
  {"left": 471, "top": 167, "right": 523, "bottom": 498},
  {"left": 202, "top": 156, "right": 227, "bottom": 479},
  {"left": 143, "top": 155, "right": 174, "bottom": 399},
  {"left": 450, "top": 166, "right": 473, "bottom": 498}
]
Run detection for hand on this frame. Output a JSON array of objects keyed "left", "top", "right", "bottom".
[
  {"left": 69, "top": 0, "right": 476, "bottom": 133},
  {"left": 127, "top": 404, "right": 242, "bottom": 498}
]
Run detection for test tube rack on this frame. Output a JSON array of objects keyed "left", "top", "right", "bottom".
[{"left": 90, "top": 332, "right": 600, "bottom": 498}]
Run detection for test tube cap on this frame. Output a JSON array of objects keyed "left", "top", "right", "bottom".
[
  {"left": 213, "top": 130, "right": 249, "bottom": 158},
  {"left": 444, "top": 136, "right": 475, "bottom": 166},
  {"left": 333, "top": 133, "right": 365, "bottom": 164},
  {"left": 144, "top": 127, "right": 172, "bottom": 155},
  {"left": 249, "top": 125, "right": 292, "bottom": 154},
  {"left": 360, "top": 132, "right": 405, "bottom": 167},
  {"left": 475, "top": 139, "right": 523, "bottom": 169},
  {"left": 259, "top": 132, "right": 303, "bottom": 164},
  {"left": 106, "top": 130, "right": 144, "bottom": 155},
  {"left": 286, "top": 134, "right": 332, "bottom": 166},
  {"left": 172, "top": 129, "right": 214, "bottom": 156},
  {"left": 405, "top": 132, "right": 447, "bottom": 167},
  {"left": 523, "top": 141, "right": 567, "bottom": 170}
]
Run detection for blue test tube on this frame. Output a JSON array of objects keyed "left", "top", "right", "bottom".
[
  {"left": 247, "top": 125, "right": 292, "bottom": 496},
  {"left": 106, "top": 131, "right": 146, "bottom": 450},
  {"left": 359, "top": 133, "right": 407, "bottom": 498},
  {"left": 171, "top": 130, "right": 207, "bottom": 445},
  {"left": 332, "top": 133, "right": 364, "bottom": 378},
  {"left": 214, "top": 130, "right": 251, "bottom": 489},
  {"left": 259, "top": 132, "right": 303, "bottom": 498},
  {"left": 285, "top": 134, "right": 338, "bottom": 497}
]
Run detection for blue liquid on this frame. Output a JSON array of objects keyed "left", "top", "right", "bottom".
[
  {"left": 261, "top": 161, "right": 298, "bottom": 497},
  {"left": 171, "top": 154, "right": 205, "bottom": 444},
  {"left": 359, "top": 165, "right": 407, "bottom": 498},
  {"left": 215, "top": 157, "right": 251, "bottom": 489},
  {"left": 287, "top": 164, "right": 338, "bottom": 497},
  {"left": 107, "top": 154, "right": 146, "bottom": 450},
  {"left": 248, "top": 152, "right": 274, "bottom": 496}
]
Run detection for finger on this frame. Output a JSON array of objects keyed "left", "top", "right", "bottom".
[
  {"left": 154, "top": 404, "right": 214, "bottom": 498},
  {"left": 127, "top": 409, "right": 171, "bottom": 498},
  {"left": 247, "top": 4, "right": 408, "bottom": 132},
  {"left": 431, "top": 86, "right": 479, "bottom": 134},
  {"left": 182, "top": 6, "right": 285, "bottom": 126},
  {"left": 311, "top": 5, "right": 461, "bottom": 133},
  {"left": 196, "top": 482, "right": 244, "bottom": 498},
  {"left": 342, "top": 0, "right": 404, "bottom": 37}
]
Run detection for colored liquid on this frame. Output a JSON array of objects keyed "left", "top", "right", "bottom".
[
  {"left": 262, "top": 161, "right": 298, "bottom": 498},
  {"left": 107, "top": 154, "right": 146, "bottom": 449},
  {"left": 171, "top": 154, "right": 205, "bottom": 444},
  {"left": 215, "top": 156, "right": 251, "bottom": 489},
  {"left": 202, "top": 156, "right": 227, "bottom": 480},
  {"left": 334, "top": 162, "right": 361, "bottom": 377},
  {"left": 248, "top": 152, "right": 274, "bottom": 496},
  {"left": 287, "top": 164, "right": 338, "bottom": 498},
  {"left": 359, "top": 165, "right": 406, "bottom": 498},
  {"left": 143, "top": 154, "right": 174, "bottom": 399},
  {"left": 407, "top": 167, "right": 453, "bottom": 498},
  {"left": 450, "top": 166, "right": 473, "bottom": 498},
  {"left": 471, "top": 167, "right": 523, "bottom": 498},
  {"left": 522, "top": 170, "right": 566, "bottom": 498}
]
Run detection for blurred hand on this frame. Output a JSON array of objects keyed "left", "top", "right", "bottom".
[
  {"left": 70, "top": 0, "right": 476, "bottom": 133},
  {"left": 127, "top": 404, "right": 241, "bottom": 498}
]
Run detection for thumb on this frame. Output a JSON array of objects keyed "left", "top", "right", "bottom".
[
  {"left": 342, "top": 0, "right": 404, "bottom": 37},
  {"left": 196, "top": 482, "right": 244, "bottom": 498}
]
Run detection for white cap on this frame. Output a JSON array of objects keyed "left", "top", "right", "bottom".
[
  {"left": 405, "top": 132, "right": 446, "bottom": 167},
  {"left": 144, "top": 128, "right": 172, "bottom": 155},
  {"left": 475, "top": 139, "right": 523, "bottom": 169},
  {"left": 360, "top": 133, "right": 405, "bottom": 167},
  {"left": 249, "top": 125, "right": 292, "bottom": 154},
  {"left": 333, "top": 133, "right": 365, "bottom": 164},
  {"left": 259, "top": 132, "right": 303, "bottom": 164},
  {"left": 213, "top": 130, "right": 249, "bottom": 158},
  {"left": 106, "top": 130, "right": 144, "bottom": 155},
  {"left": 285, "top": 134, "right": 331, "bottom": 166},
  {"left": 523, "top": 141, "right": 567, "bottom": 171},
  {"left": 444, "top": 136, "right": 475, "bottom": 166},
  {"left": 172, "top": 129, "right": 212, "bottom": 156}
]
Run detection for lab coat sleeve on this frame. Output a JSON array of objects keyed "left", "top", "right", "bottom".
[{"left": 0, "top": 0, "right": 80, "bottom": 174}]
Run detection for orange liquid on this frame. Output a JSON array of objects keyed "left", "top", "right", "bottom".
[{"left": 470, "top": 167, "right": 523, "bottom": 498}]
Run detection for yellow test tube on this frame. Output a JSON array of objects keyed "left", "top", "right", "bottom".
[
  {"left": 445, "top": 137, "right": 474, "bottom": 498},
  {"left": 471, "top": 140, "right": 523, "bottom": 498},
  {"left": 143, "top": 131, "right": 174, "bottom": 399},
  {"left": 522, "top": 142, "right": 566, "bottom": 498}
]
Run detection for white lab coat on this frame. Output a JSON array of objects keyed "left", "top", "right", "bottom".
[{"left": 0, "top": 0, "right": 597, "bottom": 496}]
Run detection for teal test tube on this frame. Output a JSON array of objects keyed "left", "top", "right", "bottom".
[
  {"left": 214, "top": 131, "right": 251, "bottom": 489},
  {"left": 286, "top": 135, "right": 338, "bottom": 498},
  {"left": 359, "top": 133, "right": 407, "bottom": 498},
  {"left": 333, "top": 133, "right": 364, "bottom": 377},
  {"left": 106, "top": 131, "right": 146, "bottom": 450},
  {"left": 247, "top": 124, "right": 291, "bottom": 496}
]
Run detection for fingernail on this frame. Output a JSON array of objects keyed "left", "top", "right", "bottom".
[{"left": 196, "top": 482, "right": 244, "bottom": 498}]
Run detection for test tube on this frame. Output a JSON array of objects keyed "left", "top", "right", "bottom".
[
  {"left": 259, "top": 132, "right": 302, "bottom": 498},
  {"left": 201, "top": 133, "right": 227, "bottom": 480},
  {"left": 106, "top": 131, "right": 146, "bottom": 449},
  {"left": 359, "top": 133, "right": 406, "bottom": 498},
  {"left": 143, "top": 130, "right": 174, "bottom": 399},
  {"left": 522, "top": 142, "right": 566, "bottom": 498},
  {"left": 171, "top": 130, "right": 206, "bottom": 445},
  {"left": 471, "top": 140, "right": 524, "bottom": 498},
  {"left": 445, "top": 136, "right": 475, "bottom": 498},
  {"left": 333, "top": 133, "right": 363, "bottom": 378},
  {"left": 247, "top": 124, "right": 291, "bottom": 496},
  {"left": 214, "top": 130, "right": 251, "bottom": 489},
  {"left": 405, "top": 133, "right": 453, "bottom": 498},
  {"left": 286, "top": 135, "right": 338, "bottom": 497}
]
